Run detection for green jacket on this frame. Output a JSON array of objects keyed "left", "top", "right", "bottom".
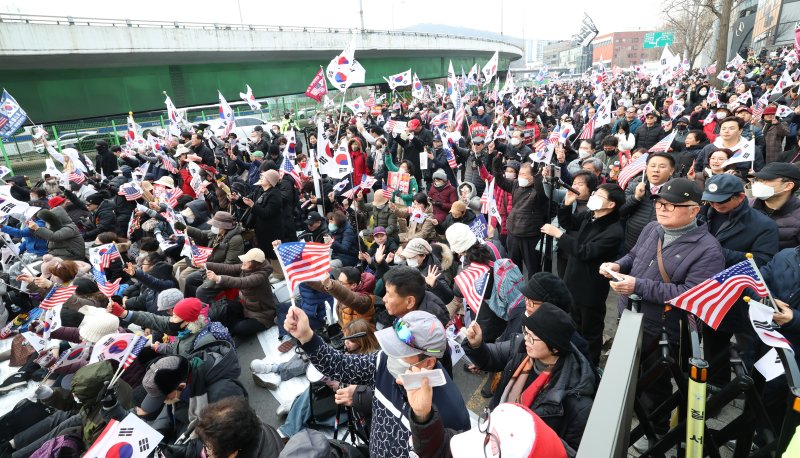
[{"left": 44, "top": 361, "right": 133, "bottom": 447}]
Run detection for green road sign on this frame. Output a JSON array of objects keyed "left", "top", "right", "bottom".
[{"left": 644, "top": 32, "right": 674, "bottom": 49}]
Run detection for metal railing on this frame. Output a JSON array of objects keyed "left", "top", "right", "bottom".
[
  {"left": 0, "top": 13, "right": 520, "bottom": 48},
  {"left": 577, "top": 310, "right": 643, "bottom": 458}
]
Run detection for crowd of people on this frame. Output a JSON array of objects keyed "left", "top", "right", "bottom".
[{"left": 0, "top": 44, "right": 798, "bottom": 457}]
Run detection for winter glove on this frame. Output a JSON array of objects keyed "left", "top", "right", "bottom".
[{"left": 108, "top": 301, "right": 126, "bottom": 318}]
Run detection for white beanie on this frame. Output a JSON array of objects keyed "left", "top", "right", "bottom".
[
  {"left": 78, "top": 312, "right": 120, "bottom": 343},
  {"left": 445, "top": 223, "right": 477, "bottom": 254}
]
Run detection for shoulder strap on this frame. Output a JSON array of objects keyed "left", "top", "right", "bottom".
[{"left": 656, "top": 238, "right": 672, "bottom": 284}]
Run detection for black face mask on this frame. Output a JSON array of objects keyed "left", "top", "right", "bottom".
[{"left": 167, "top": 321, "right": 184, "bottom": 334}]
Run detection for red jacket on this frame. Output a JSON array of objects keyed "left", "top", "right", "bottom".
[
  {"left": 703, "top": 120, "right": 718, "bottom": 143},
  {"left": 179, "top": 167, "right": 197, "bottom": 199},
  {"left": 349, "top": 139, "right": 367, "bottom": 186},
  {"left": 428, "top": 182, "right": 457, "bottom": 223}
]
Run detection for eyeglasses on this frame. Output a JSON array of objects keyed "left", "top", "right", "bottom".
[
  {"left": 523, "top": 331, "right": 543, "bottom": 344},
  {"left": 479, "top": 407, "right": 502, "bottom": 458},
  {"left": 590, "top": 191, "right": 608, "bottom": 200},
  {"left": 654, "top": 201, "right": 698, "bottom": 212},
  {"left": 394, "top": 319, "right": 441, "bottom": 354}
]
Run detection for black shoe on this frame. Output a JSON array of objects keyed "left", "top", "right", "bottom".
[{"left": 0, "top": 372, "right": 27, "bottom": 393}]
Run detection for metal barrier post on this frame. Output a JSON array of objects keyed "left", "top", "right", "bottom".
[
  {"left": 111, "top": 120, "right": 120, "bottom": 145},
  {"left": 0, "top": 140, "right": 14, "bottom": 176},
  {"left": 577, "top": 310, "right": 643, "bottom": 457},
  {"left": 686, "top": 357, "right": 708, "bottom": 457},
  {"left": 201, "top": 111, "right": 207, "bottom": 121},
  {"left": 159, "top": 115, "right": 165, "bottom": 129}
]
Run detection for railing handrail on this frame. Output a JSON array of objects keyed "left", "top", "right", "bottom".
[{"left": 0, "top": 12, "right": 521, "bottom": 49}]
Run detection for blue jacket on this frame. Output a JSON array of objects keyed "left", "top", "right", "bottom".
[
  {"left": 298, "top": 283, "right": 332, "bottom": 324},
  {"left": 761, "top": 248, "right": 800, "bottom": 363},
  {"left": 330, "top": 222, "right": 358, "bottom": 267},
  {"left": 1, "top": 219, "right": 47, "bottom": 256}
]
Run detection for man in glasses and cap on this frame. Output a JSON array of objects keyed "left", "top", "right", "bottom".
[
  {"left": 600, "top": 178, "right": 724, "bottom": 448},
  {"left": 283, "top": 304, "right": 470, "bottom": 458}
]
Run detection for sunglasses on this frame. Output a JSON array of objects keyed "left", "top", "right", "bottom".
[{"left": 394, "top": 319, "right": 441, "bottom": 355}]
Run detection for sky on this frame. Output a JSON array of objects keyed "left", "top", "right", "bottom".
[{"left": 0, "top": 0, "right": 664, "bottom": 40}]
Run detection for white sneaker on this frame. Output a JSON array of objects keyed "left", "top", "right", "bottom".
[
  {"left": 250, "top": 359, "right": 279, "bottom": 374},
  {"left": 253, "top": 372, "right": 281, "bottom": 390},
  {"left": 632, "top": 436, "right": 649, "bottom": 454},
  {"left": 276, "top": 400, "right": 293, "bottom": 417}
]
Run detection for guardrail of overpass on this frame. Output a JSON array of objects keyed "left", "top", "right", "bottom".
[
  {"left": 577, "top": 310, "right": 643, "bottom": 458},
  {"left": 0, "top": 13, "right": 514, "bottom": 46}
]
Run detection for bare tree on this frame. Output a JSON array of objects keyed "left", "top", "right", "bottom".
[
  {"left": 702, "top": 0, "right": 735, "bottom": 86},
  {"left": 660, "top": 0, "right": 716, "bottom": 69}
]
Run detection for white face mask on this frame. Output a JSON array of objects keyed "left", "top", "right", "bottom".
[
  {"left": 518, "top": 177, "right": 530, "bottom": 187},
  {"left": 210, "top": 226, "right": 221, "bottom": 235},
  {"left": 586, "top": 195, "right": 605, "bottom": 211},
  {"left": 751, "top": 181, "right": 777, "bottom": 200},
  {"left": 510, "top": 138, "right": 521, "bottom": 146},
  {"left": 579, "top": 149, "right": 591, "bottom": 159},
  {"left": 505, "top": 172, "right": 516, "bottom": 180},
  {"left": 716, "top": 112, "right": 727, "bottom": 120},
  {"left": 406, "top": 256, "right": 420, "bottom": 268},
  {"left": 386, "top": 356, "right": 412, "bottom": 379}
]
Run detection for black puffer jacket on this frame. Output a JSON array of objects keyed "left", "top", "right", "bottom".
[
  {"left": 751, "top": 195, "right": 800, "bottom": 250},
  {"left": 634, "top": 124, "right": 667, "bottom": 151},
  {"left": 491, "top": 155, "right": 549, "bottom": 237},
  {"left": 463, "top": 333, "right": 596, "bottom": 451},
  {"left": 83, "top": 199, "right": 116, "bottom": 240},
  {"left": 619, "top": 177, "right": 657, "bottom": 252}
]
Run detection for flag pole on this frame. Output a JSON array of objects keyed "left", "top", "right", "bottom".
[
  {"left": 109, "top": 334, "right": 146, "bottom": 387},
  {"left": 745, "top": 252, "right": 779, "bottom": 312}
]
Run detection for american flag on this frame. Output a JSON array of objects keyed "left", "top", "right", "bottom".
[
  {"left": 382, "top": 181, "right": 394, "bottom": 199},
  {"left": 100, "top": 244, "right": 121, "bottom": 270},
  {"left": 480, "top": 182, "right": 489, "bottom": 214},
  {"left": 384, "top": 120, "right": 397, "bottom": 133},
  {"left": 617, "top": 153, "right": 649, "bottom": 190},
  {"left": 547, "top": 125, "right": 561, "bottom": 145},
  {"left": 364, "top": 95, "right": 375, "bottom": 108},
  {"left": 160, "top": 155, "right": 179, "bottom": 174},
  {"left": 122, "top": 335, "right": 149, "bottom": 370},
  {"left": 445, "top": 146, "right": 458, "bottom": 169},
  {"left": 280, "top": 156, "right": 303, "bottom": 189},
  {"left": 92, "top": 268, "right": 122, "bottom": 298},
  {"left": 39, "top": 285, "right": 78, "bottom": 310},
  {"left": 577, "top": 118, "right": 595, "bottom": 140},
  {"left": 430, "top": 110, "right": 452, "bottom": 128},
  {"left": 533, "top": 139, "right": 546, "bottom": 152},
  {"left": 118, "top": 184, "right": 143, "bottom": 201},
  {"left": 68, "top": 169, "right": 87, "bottom": 184},
  {"left": 165, "top": 188, "right": 184, "bottom": 208},
  {"left": 184, "top": 238, "right": 212, "bottom": 266},
  {"left": 668, "top": 260, "right": 769, "bottom": 330},
  {"left": 454, "top": 263, "right": 491, "bottom": 314},
  {"left": 671, "top": 65, "right": 685, "bottom": 80},
  {"left": 648, "top": 130, "right": 677, "bottom": 153},
  {"left": 276, "top": 241, "right": 333, "bottom": 292}
]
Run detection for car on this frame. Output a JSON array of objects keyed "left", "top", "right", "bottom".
[
  {"left": 74, "top": 132, "right": 125, "bottom": 154},
  {"left": 195, "top": 116, "right": 267, "bottom": 141}
]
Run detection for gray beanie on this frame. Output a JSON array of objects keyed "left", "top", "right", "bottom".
[
  {"left": 157, "top": 288, "right": 184, "bottom": 312},
  {"left": 432, "top": 169, "right": 447, "bottom": 181}
]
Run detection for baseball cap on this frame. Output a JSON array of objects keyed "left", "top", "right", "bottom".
[
  {"left": 651, "top": 178, "right": 702, "bottom": 204},
  {"left": 701, "top": 174, "right": 744, "bottom": 202},
  {"left": 305, "top": 211, "right": 325, "bottom": 224},
  {"left": 752, "top": 162, "right": 800, "bottom": 181},
  {"left": 375, "top": 311, "right": 447, "bottom": 359},
  {"left": 735, "top": 105, "right": 752, "bottom": 114},
  {"left": 449, "top": 403, "right": 567, "bottom": 458},
  {"left": 141, "top": 356, "right": 190, "bottom": 413},
  {"left": 372, "top": 226, "right": 387, "bottom": 235},
  {"left": 239, "top": 248, "right": 266, "bottom": 263},
  {"left": 763, "top": 106, "right": 777, "bottom": 116},
  {"left": 408, "top": 119, "right": 421, "bottom": 130}
]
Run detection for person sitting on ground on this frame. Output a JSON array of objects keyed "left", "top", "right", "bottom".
[
  {"left": 195, "top": 396, "right": 284, "bottom": 458},
  {"left": 121, "top": 252, "right": 178, "bottom": 314},
  {"left": 379, "top": 238, "right": 454, "bottom": 306}
]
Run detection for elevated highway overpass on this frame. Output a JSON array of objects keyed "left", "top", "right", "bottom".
[{"left": 0, "top": 14, "right": 523, "bottom": 122}]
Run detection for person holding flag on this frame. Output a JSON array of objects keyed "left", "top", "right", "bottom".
[
  {"left": 600, "top": 178, "right": 725, "bottom": 443},
  {"left": 619, "top": 153, "right": 676, "bottom": 252},
  {"left": 234, "top": 169, "right": 285, "bottom": 281}
]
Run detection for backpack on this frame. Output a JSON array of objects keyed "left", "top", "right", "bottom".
[
  {"left": 487, "top": 258, "right": 525, "bottom": 321},
  {"left": 30, "top": 435, "right": 82, "bottom": 458},
  {"left": 192, "top": 321, "right": 235, "bottom": 351}
]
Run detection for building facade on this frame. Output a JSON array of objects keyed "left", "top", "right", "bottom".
[{"left": 591, "top": 31, "right": 662, "bottom": 68}]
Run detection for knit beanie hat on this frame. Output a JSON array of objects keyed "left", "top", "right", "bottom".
[
  {"left": 404, "top": 238, "right": 432, "bottom": 258},
  {"left": 432, "top": 169, "right": 448, "bottom": 181},
  {"left": 445, "top": 222, "right": 477, "bottom": 254},
  {"left": 78, "top": 312, "right": 120, "bottom": 343},
  {"left": 524, "top": 303, "right": 575, "bottom": 356},
  {"left": 518, "top": 272, "right": 574, "bottom": 312},
  {"left": 157, "top": 288, "right": 184, "bottom": 312},
  {"left": 173, "top": 298, "right": 203, "bottom": 322}
]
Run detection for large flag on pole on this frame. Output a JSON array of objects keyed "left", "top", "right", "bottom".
[
  {"left": 276, "top": 241, "right": 333, "bottom": 292},
  {"left": 667, "top": 260, "right": 769, "bottom": 330},
  {"left": 305, "top": 68, "right": 328, "bottom": 103},
  {"left": 447, "top": 61, "right": 458, "bottom": 99},
  {"left": 326, "top": 42, "right": 366, "bottom": 92},
  {"left": 385, "top": 69, "right": 412, "bottom": 90},
  {"left": 0, "top": 89, "right": 27, "bottom": 139},
  {"left": 239, "top": 84, "right": 261, "bottom": 110},
  {"left": 481, "top": 51, "right": 499, "bottom": 86},
  {"left": 411, "top": 74, "right": 424, "bottom": 100},
  {"left": 218, "top": 91, "right": 235, "bottom": 137}
]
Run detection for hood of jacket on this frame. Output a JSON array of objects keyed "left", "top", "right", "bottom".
[
  {"left": 432, "top": 242, "right": 454, "bottom": 271},
  {"left": 459, "top": 181, "right": 477, "bottom": 199},
  {"left": 51, "top": 205, "right": 75, "bottom": 226},
  {"left": 186, "top": 199, "right": 211, "bottom": 225},
  {"left": 71, "top": 360, "right": 115, "bottom": 406}
]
